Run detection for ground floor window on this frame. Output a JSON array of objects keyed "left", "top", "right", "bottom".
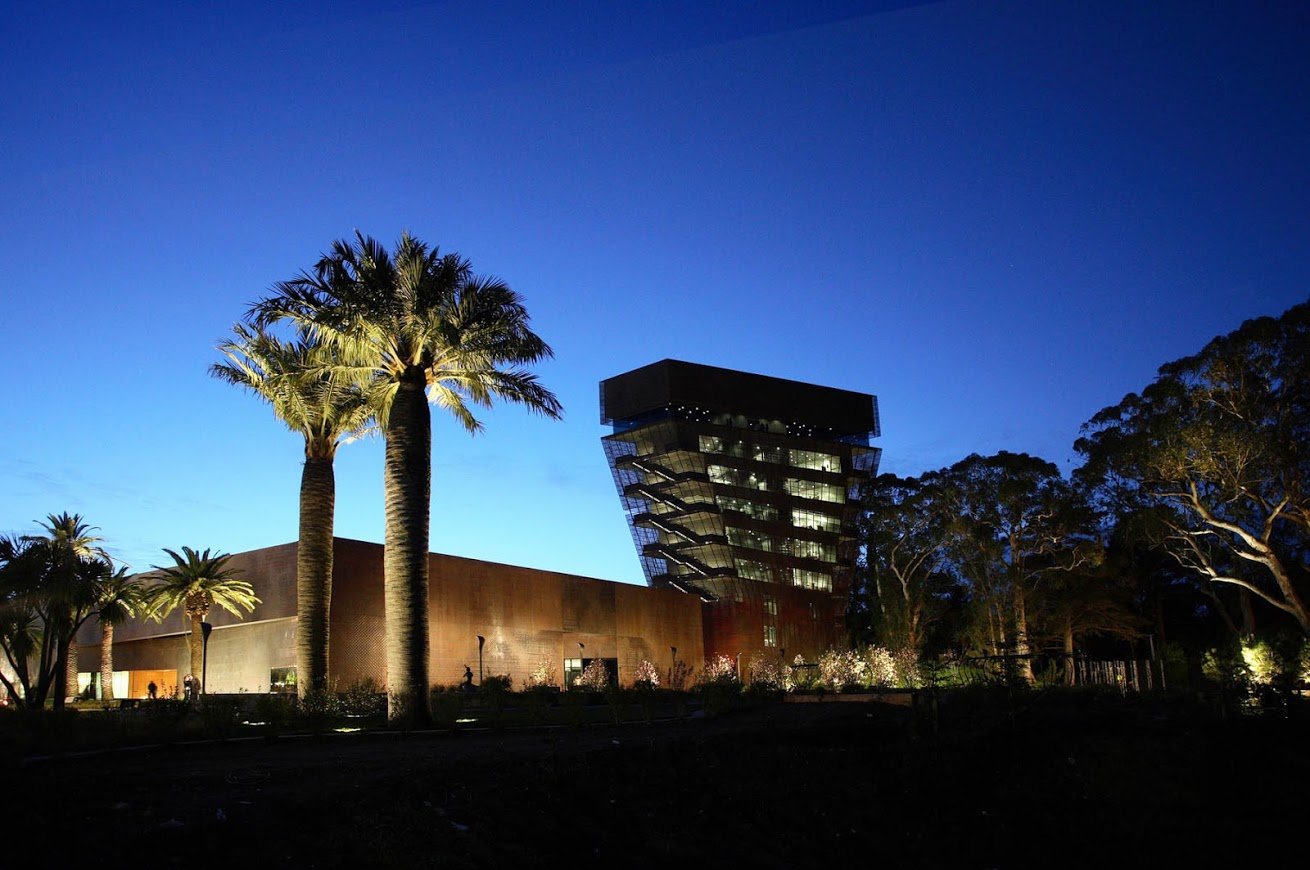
[
  {"left": 564, "top": 658, "right": 583, "bottom": 689},
  {"left": 76, "top": 671, "right": 132, "bottom": 700},
  {"left": 75, "top": 670, "right": 175, "bottom": 700},
  {"left": 270, "top": 667, "right": 297, "bottom": 694},
  {"left": 565, "top": 657, "right": 619, "bottom": 689}
]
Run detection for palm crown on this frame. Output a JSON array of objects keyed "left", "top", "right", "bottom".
[
  {"left": 211, "top": 323, "right": 374, "bottom": 458},
  {"left": 147, "top": 547, "right": 259, "bottom": 621},
  {"left": 251, "top": 231, "right": 562, "bottom": 428},
  {"left": 97, "top": 565, "right": 150, "bottom": 626},
  {"left": 35, "top": 512, "right": 108, "bottom": 561}
]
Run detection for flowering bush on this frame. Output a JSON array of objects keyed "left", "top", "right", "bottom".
[
  {"left": 526, "top": 657, "right": 559, "bottom": 689},
  {"left": 700, "top": 653, "right": 738, "bottom": 685},
  {"left": 863, "top": 647, "right": 896, "bottom": 688},
  {"left": 785, "top": 654, "right": 811, "bottom": 692},
  {"left": 818, "top": 649, "right": 866, "bottom": 690},
  {"left": 891, "top": 648, "right": 923, "bottom": 688},
  {"left": 747, "top": 654, "right": 784, "bottom": 690},
  {"left": 807, "top": 647, "right": 923, "bottom": 690},
  {"left": 578, "top": 658, "right": 610, "bottom": 691},
  {"left": 632, "top": 659, "right": 661, "bottom": 689}
]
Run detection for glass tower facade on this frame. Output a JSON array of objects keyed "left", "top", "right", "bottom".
[{"left": 601, "top": 360, "right": 880, "bottom": 659}]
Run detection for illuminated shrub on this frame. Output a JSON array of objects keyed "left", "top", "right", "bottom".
[
  {"left": 579, "top": 658, "right": 610, "bottom": 691},
  {"left": 632, "top": 659, "right": 661, "bottom": 689},
  {"left": 863, "top": 647, "right": 896, "bottom": 688},
  {"left": 1241, "top": 640, "right": 1276, "bottom": 685},
  {"left": 785, "top": 654, "right": 815, "bottom": 692},
  {"left": 747, "top": 654, "right": 783, "bottom": 690},
  {"left": 818, "top": 649, "right": 865, "bottom": 691},
  {"left": 527, "top": 658, "right": 559, "bottom": 689},
  {"left": 1239, "top": 635, "right": 1310, "bottom": 691},
  {"left": 700, "top": 653, "right": 738, "bottom": 685},
  {"left": 892, "top": 648, "right": 923, "bottom": 688}
]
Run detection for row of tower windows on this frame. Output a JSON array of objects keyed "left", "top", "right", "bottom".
[
  {"left": 733, "top": 558, "right": 834, "bottom": 592},
  {"left": 725, "top": 527, "right": 837, "bottom": 562},
  {"left": 699, "top": 436, "right": 840, "bottom": 472},
  {"left": 707, "top": 464, "right": 847, "bottom": 503}
]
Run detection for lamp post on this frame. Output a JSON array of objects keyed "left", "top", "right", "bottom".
[
  {"left": 477, "top": 635, "right": 485, "bottom": 686},
  {"left": 200, "top": 622, "right": 213, "bottom": 696},
  {"left": 578, "top": 642, "right": 585, "bottom": 688}
]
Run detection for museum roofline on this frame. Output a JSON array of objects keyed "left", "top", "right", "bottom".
[{"left": 600, "top": 359, "right": 879, "bottom": 438}]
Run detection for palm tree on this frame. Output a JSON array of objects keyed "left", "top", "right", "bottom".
[
  {"left": 211, "top": 324, "right": 372, "bottom": 697},
  {"left": 34, "top": 513, "right": 108, "bottom": 705},
  {"left": 95, "top": 566, "right": 150, "bottom": 701},
  {"left": 146, "top": 547, "right": 260, "bottom": 690},
  {"left": 37, "top": 512, "right": 108, "bottom": 560},
  {"left": 252, "top": 232, "right": 562, "bottom": 720}
]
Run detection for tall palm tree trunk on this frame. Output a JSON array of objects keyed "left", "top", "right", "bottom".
[
  {"left": 298, "top": 455, "right": 336, "bottom": 697},
  {"left": 101, "top": 621, "right": 115, "bottom": 701},
  {"left": 63, "top": 643, "right": 78, "bottom": 705},
  {"left": 189, "top": 612, "right": 205, "bottom": 690},
  {"left": 384, "top": 372, "right": 432, "bottom": 722}
]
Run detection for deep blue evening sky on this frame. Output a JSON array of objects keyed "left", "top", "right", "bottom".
[{"left": 2, "top": 1, "right": 1307, "bottom": 583}]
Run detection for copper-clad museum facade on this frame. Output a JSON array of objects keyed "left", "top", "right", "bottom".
[
  {"left": 85, "top": 539, "right": 706, "bottom": 696},
  {"left": 75, "top": 361, "right": 878, "bottom": 697}
]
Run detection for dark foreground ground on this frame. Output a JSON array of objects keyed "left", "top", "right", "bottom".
[{"left": 13, "top": 691, "right": 1307, "bottom": 868}]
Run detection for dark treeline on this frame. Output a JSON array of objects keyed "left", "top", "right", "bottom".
[{"left": 851, "top": 300, "right": 1310, "bottom": 691}]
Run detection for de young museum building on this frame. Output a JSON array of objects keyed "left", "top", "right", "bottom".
[{"left": 74, "top": 360, "right": 880, "bottom": 698}]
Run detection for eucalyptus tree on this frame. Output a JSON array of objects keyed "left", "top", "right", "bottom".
[
  {"left": 252, "top": 232, "right": 562, "bottom": 721},
  {"left": 212, "top": 323, "right": 373, "bottom": 696},
  {"left": 146, "top": 547, "right": 259, "bottom": 687},
  {"left": 1076, "top": 301, "right": 1310, "bottom": 634},
  {"left": 939, "top": 452, "right": 1100, "bottom": 681},
  {"left": 1034, "top": 564, "right": 1141, "bottom": 685},
  {"left": 857, "top": 472, "right": 958, "bottom": 654}
]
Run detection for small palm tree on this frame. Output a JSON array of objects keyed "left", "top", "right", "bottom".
[
  {"left": 212, "top": 323, "right": 372, "bottom": 697},
  {"left": 95, "top": 566, "right": 150, "bottom": 701},
  {"left": 147, "top": 547, "right": 260, "bottom": 688},
  {"left": 253, "top": 232, "right": 562, "bottom": 721}
]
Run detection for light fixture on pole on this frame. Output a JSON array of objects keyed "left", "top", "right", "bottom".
[
  {"left": 477, "top": 635, "right": 485, "bottom": 686},
  {"left": 200, "top": 622, "right": 213, "bottom": 695}
]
